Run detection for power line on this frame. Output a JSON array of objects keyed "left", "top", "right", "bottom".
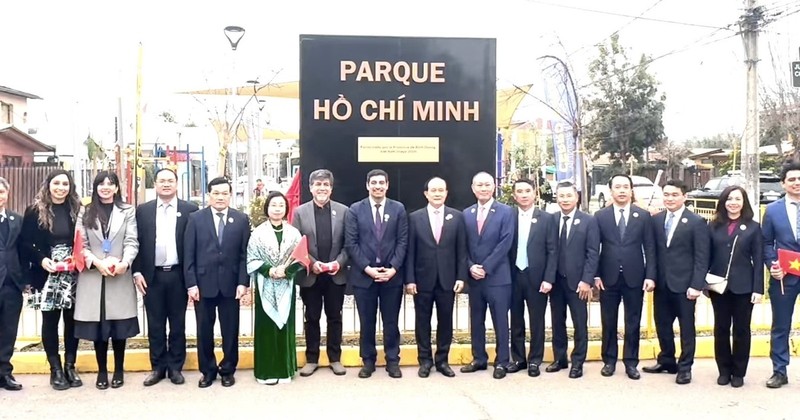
[{"left": 567, "top": 0, "right": 666, "bottom": 59}]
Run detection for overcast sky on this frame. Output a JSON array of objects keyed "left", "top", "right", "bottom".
[{"left": 2, "top": 0, "right": 799, "bottom": 151}]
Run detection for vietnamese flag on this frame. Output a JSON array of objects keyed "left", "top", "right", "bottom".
[
  {"left": 778, "top": 249, "right": 800, "bottom": 277},
  {"left": 290, "top": 235, "right": 311, "bottom": 270},
  {"left": 286, "top": 169, "right": 301, "bottom": 224},
  {"left": 72, "top": 229, "right": 86, "bottom": 272}
]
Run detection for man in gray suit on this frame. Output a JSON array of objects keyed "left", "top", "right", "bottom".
[{"left": 291, "top": 169, "right": 349, "bottom": 377}]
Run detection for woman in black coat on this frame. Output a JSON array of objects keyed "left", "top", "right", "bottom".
[
  {"left": 707, "top": 185, "right": 763, "bottom": 388},
  {"left": 20, "top": 169, "right": 83, "bottom": 390}
]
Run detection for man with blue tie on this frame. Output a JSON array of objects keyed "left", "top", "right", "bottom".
[
  {"left": 345, "top": 169, "right": 408, "bottom": 379},
  {"left": 763, "top": 159, "right": 800, "bottom": 388},
  {"left": 460, "top": 171, "right": 515, "bottom": 379},
  {"left": 594, "top": 174, "right": 656, "bottom": 380}
]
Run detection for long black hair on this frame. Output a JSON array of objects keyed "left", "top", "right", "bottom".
[
  {"left": 83, "top": 171, "right": 129, "bottom": 228},
  {"left": 34, "top": 169, "right": 81, "bottom": 232},
  {"left": 711, "top": 185, "right": 754, "bottom": 227}
]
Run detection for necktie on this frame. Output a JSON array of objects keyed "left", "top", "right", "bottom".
[
  {"left": 155, "top": 203, "right": 170, "bottom": 265},
  {"left": 216, "top": 212, "right": 225, "bottom": 245},
  {"left": 477, "top": 206, "right": 486, "bottom": 234},
  {"left": 515, "top": 212, "right": 528, "bottom": 271},
  {"left": 558, "top": 215, "right": 570, "bottom": 275},
  {"left": 794, "top": 202, "right": 800, "bottom": 241},
  {"left": 374, "top": 204, "right": 383, "bottom": 238},
  {"left": 618, "top": 209, "right": 626, "bottom": 239},
  {"left": 433, "top": 209, "right": 442, "bottom": 244},
  {"left": 0, "top": 214, "right": 7, "bottom": 243},
  {"left": 665, "top": 212, "right": 675, "bottom": 245}
]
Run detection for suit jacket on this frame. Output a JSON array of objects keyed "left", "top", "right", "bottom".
[
  {"left": 0, "top": 210, "right": 24, "bottom": 291},
  {"left": 184, "top": 207, "right": 250, "bottom": 298},
  {"left": 404, "top": 205, "right": 468, "bottom": 292},
  {"left": 344, "top": 197, "right": 408, "bottom": 289},
  {"left": 595, "top": 204, "right": 657, "bottom": 288},
  {"left": 74, "top": 204, "right": 139, "bottom": 321},
  {"left": 463, "top": 200, "right": 514, "bottom": 287},
  {"left": 763, "top": 198, "right": 800, "bottom": 286},
  {"left": 709, "top": 219, "right": 764, "bottom": 295},
  {"left": 20, "top": 204, "right": 75, "bottom": 290},
  {"left": 291, "top": 200, "right": 349, "bottom": 287},
  {"left": 131, "top": 198, "right": 199, "bottom": 282},
  {"left": 554, "top": 210, "right": 600, "bottom": 290},
  {"left": 508, "top": 207, "right": 556, "bottom": 288},
  {"left": 652, "top": 209, "right": 710, "bottom": 293}
]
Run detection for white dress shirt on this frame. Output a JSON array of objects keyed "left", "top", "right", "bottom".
[
  {"left": 155, "top": 196, "right": 179, "bottom": 266},
  {"left": 664, "top": 206, "right": 686, "bottom": 247},
  {"left": 427, "top": 204, "right": 444, "bottom": 237},
  {"left": 369, "top": 197, "right": 386, "bottom": 222},
  {"left": 786, "top": 198, "right": 799, "bottom": 239},
  {"left": 613, "top": 203, "right": 631, "bottom": 225},
  {"left": 559, "top": 208, "right": 578, "bottom": 238},
  {"left": 515, "top": 207, "right": 534, "bottom": 270}
]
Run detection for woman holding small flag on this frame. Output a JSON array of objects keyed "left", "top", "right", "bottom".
[
  {"left": 20, "top": 169, "right": 83, "bottom": 390},
  {"left": 246, "top": 191, "right": 309, "bottom": 385}
]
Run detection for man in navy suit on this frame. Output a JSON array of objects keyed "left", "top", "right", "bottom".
[
  {"left": 763, "top": 160, "right": 800, "bottom": 388},
  {"left": 404, "top": 177, "right": 467, "bottom": 378},
  {"left": 0, "top": 178, "right": 25, "bottom": 391},
  {"left": 460, "top": 171, "right": 515, "bottom": 379},
  {"left": 184, "top": 177, "right": 250, "bottom": 388},
  {"left": 594, "top": 174, "right": 656, "bottom": 380},
  {"left": 345, "top": 169, "right": 408, "bottom": 379},
  {"left": 550, "top": 181, "right": 599, "bottom": 379},
  {"left": 643, "top": 180, "right": 710, "bottom": 385},
  {"left": 508, "top": 179, "right": 556, "bottom": 377}
]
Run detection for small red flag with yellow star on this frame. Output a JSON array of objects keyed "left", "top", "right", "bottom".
[{"left": 778, "top": 249, "right": 800, "bottom": 277}]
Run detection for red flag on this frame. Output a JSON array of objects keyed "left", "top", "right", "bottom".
[
  {"left": 291, "top": 235, "right": 311, "bottom": 270},
  {"left": 286, "top": 169, "right": 301, "bottom": 224},
  {"left": 72, "top": 229, "right": 86, "bottom": 272},
  {"left": 778, "top": 248, "right": 800, "bottom": 277}
]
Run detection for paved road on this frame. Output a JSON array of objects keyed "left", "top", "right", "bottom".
[{"left": 0, "top": 358, "right": 794, "bottom": 419}]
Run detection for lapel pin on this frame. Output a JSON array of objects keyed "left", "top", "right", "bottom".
[
  {"left": 471, "top": 208, "right": 476, "bottom": 214},
  {"left": 490, "top": 208, "right": 495, "bottom": 213},
  {"left": 384, "top": 214, "right": 390, "bottom": 222},
  {"left": 8, "top": 215, "right": 14, "bottom": 221},
  {"left": 531, "top": 218, "right": 538, "bottom": 224},
  {"left": 574, "top": 219, "right": 581, "bottom": 225},
  {"left": 445, "top": 214, "right": 453, "bottom": 221},
  {"left": 740, "top": 224, "right": 747, "bottom": 231},
  {"left": 176, "top": 212, "right": 182, "bottom": 217},
  {"left": 228, "top": 217, "right": 234, "bottom": 223},
  {"left": 332, "top": 210, "right": 337, "bottom": 216},
  {"left": 632, "top": 212, "right": 639, "bottom": 218},
  {"left": 681, "top": 218, "right": 688, "bottom": 224}
]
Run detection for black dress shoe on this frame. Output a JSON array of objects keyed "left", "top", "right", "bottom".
[
  {"left": 643, "top": 363, "right": 679, "bottom": 374},
  {"left": 111, "top": 372, "right": 124, "bottom": 389},
  {"left": 545, "top": 361, "right": 568, "bottom": 373},
  {"left": 527, "top": 364, "right": 541, "bottom": 377},
  {"left": 221, "top": 374, "right": 235, "bottom": 387},
  {"left": 493, "top": 366, "right": 507, "bottom": 379},
  {"left": 169, "top": 370, "right": 185, "bottom": 385},
  {"left": 507, "top": 361, "right": 526, "bottom": 373},
  {"left": 436, "top": 364, "right": 456, "bottom": 377},
  {"left": 731, "top": 376, "right": 744, "bottom": 388},
  {"left": 676, "top": 371, "right": 691, "bottom": 384},
  {"left": 766, "top": 372, "right": 788, "bottom": 389},
  {"left": 717, "top": 374, "right": 731, "bottom": 386},
  {"left": 64, "top": 363, "right": 82, "bottom": 388},
  {"left": 143, "top": 370, "right": 167, "bottom": 387},
  {"left": 358, "top": 363, "right": 376, "bottom": 378},
  {"left": 386, "top": 364, "right": 402, "bottom": 378},
  {"left": 600, "top": 364, "right": 615, "bottom": 377},
  {"left": 96, "top": 372, "right": 109, "bottom": 390},
  {"left": 626, "top": 367, "right": 641, "bottom": 380},
  {"left": 198, "top": 375, "right": 214, "bottom": 388},
  {"left": 569, "top": 367, "right": 583, "bottom": 379},
  {"left": 460, "top": 361, "right": 488, "bottom": 373},
  {"left": 0, "top": 375, "right": 22, "bottom": 391},
  {"left": 418, "top": 364, "right": 432, "bottom": 378}
]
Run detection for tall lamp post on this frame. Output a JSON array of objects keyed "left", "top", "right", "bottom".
[
  {"left": 246, "top": 79, "right": 262, "bottom": 199},
  {"left": 224, "top": 25, "right": 245, "bottom": 205}
]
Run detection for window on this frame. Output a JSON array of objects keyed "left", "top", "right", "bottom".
[
  {"left": 1, "top": 102, "right": 11, "bottom": 125},
  {"left": 3, "top": 156, "right": 22, "bottom": 166}
]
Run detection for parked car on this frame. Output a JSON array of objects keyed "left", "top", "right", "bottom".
[
  {"left": 594, "top": 175, "right": 663, "bottom": 209},
  {"left": 686, "top": 171, "right": 784, "bottom": 209}
]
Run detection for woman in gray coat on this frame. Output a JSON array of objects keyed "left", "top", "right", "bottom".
[{"left": 74, "top": 171, "right": 139, "bottom": 390}]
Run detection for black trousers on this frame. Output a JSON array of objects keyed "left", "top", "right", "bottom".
[
  {"left": 710, "top": 292, "right": 753, "bottom": 377},
  {"left": 510, "top": 269, "right": 548, "bottom": 366},
  {"left": 299, "top": 275, "right": 345, "bottom": 364},
  {"left": 144, "top": 269, "right": 188, "bottom": 372},
  {"left": 0, "top": 283, "right": 22, "bottom": 376},
  {"left": 654, "top": 289, "right": 697, "bottom": 372},
  {"left": 414, "top": 282, "right": 455, "bottom": 366},
  {"left": 599, "top": 275, "right": 643, "bottom": 367},
  {"left": 550, "top": 275, "right": 589, "bottom": 367},
  {"left": 353, "top": 283, "right": 403, "bottom": 365},
  {"left": 195, "top": 294, "right": 239, "bottom": 378}
]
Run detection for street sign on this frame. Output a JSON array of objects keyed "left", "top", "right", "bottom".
[{"left": 793, "top": 61, "right": 800, "bottom": 88}]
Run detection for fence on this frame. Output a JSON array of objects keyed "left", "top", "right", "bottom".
[{"left": 0, "top": 163, "right": 64, "bottom": 214}]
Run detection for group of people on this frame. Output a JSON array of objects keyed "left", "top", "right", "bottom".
[{"left": 0, "top": 159, "right": 797, "bottom": 392}]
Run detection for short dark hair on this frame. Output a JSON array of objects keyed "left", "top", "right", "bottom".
[
  {"left": 513, "top": 179, "right": 535, "bottom": 189},
  {"left": 712, "top": 185, "right": 754, "bottom": 227},
  {"left": 366, "top": 169, "right": 388, "bottom": 183},
  {"left": 663, "top": 179, "right": 687, "bottom": 194},
  {"left": 779, "top": 159, "right": 800, "bottom": 182},
  {"left": 556, "top": 181, "right": 577, "bottom": 192},
  {"left": 607, "top": 173, "right": 633, "bottom": 188},
  {"left": 263, "top": 191, "right": 289, "bottom": 219},
  {"left": 207, "top": 177, "right": 232, "bottom": 193},
  {"left": 309, "top": 169, "right": 334, "bottom": 186},
  {"left": 256, "top": 178, "right": 262, "bottom": 182},
  {"left": 424, "top": 176, "right": 446, "bottom": 190},
  {"left": 154, "top": 168, "right": 178, "bottom": 180}
]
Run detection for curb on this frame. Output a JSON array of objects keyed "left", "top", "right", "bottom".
[{"left": 11, "top": 336, "right": 775, "bottom": 374}]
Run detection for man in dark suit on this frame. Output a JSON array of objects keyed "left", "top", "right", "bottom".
[
  {"left": 404, "top": 177, "right": 467, "bottom": 378},
  {"left": 643, "top": 180, "right": 710, "bottom": 384},
  {"left": 508, "top": 179, "right": 556, "bottom": 377},
  {"left": 461, "top": 171, "right": 515, "bottom": 379},
  {"left": 0, "top": 177, "right": 25, "bottom": 391},
  {"left": 184, "top": 177, "right": 250, "bottom": 388},
  {"left": 133, "top": 168, "right": 199, "bottom": 386},
  {"left": 550, "top": 181, "right": 599, "bottom": 379},
  {"left": 594, "top": 174, "right": 656, "bottom": 380},
  {"left": 345, "top": 169, "right": 408, "bottom": 379},
  {"left": 291, "top": 169, "right": 349, "bottom": 377},
  {"left": 763, "top": 160, "right": 800, "bottom": 388}
]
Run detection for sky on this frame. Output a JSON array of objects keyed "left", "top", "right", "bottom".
[{"left": 2, "top": 0, "right": 799, "bottom": 153}]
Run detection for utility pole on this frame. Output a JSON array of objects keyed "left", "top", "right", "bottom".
[{"left": 740, "top": 0, "right": 763, "bottom": 220}]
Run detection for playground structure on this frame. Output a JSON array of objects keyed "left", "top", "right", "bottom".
[{"left": 127, "top": 145, "right": 208, "bottom": 206}]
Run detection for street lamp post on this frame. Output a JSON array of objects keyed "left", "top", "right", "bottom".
[
  {"left": 246, "top": 79, "right": 261, "bottom": 199},
  {"left": 224, "top": 25, "right": 245, "bottom": 205}
]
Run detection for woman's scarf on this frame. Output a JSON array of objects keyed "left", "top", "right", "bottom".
[{"left": 246, "top": 222, "right": 301, "bottom": 329}]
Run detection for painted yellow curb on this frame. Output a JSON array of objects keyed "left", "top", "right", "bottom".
[{"left": 11, "top": 336, "right": 776, "bottom": 374}]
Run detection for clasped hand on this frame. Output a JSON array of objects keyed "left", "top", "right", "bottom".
[
  {"left": 94, "top": 257, "right": 127, "bottom": 277},
  {"left": 366, "top": 266, "right": 395, "bottom": 282}
]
